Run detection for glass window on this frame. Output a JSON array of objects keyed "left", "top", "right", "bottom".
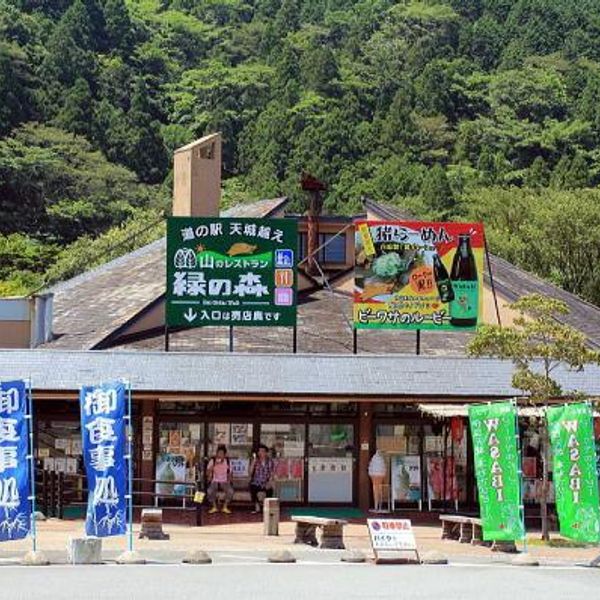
[
  {"left": 319, "top": 233, "right": 346, "bottom": 264},
  {"left": 37, "top": 420, "right": 83, "bottom": 476},
  {"left": 298, "top": 232, "right": 307, "bottom": 260},
  {"left": 260, "top": 423, "right": 305, "bottom": 502},
  {"left": 207, "top": 422, "right": 253, "bottom": 501},
  {"left": 308, "top": 424, "right": 354, "bottom": 502}
]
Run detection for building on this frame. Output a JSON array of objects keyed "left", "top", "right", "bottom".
[{"left": 2, "top": 133, "right": 600, "bottom": 515}]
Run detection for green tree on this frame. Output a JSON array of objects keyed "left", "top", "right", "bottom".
[
  {"left": 419, "top": 163, "right": 454, "bottom": 213},
  {"left": 468, "top": 294, "right": 599, "bottom": 541},
  {"left": 55, "top": 77, "right": 94, "bottom": 137}
]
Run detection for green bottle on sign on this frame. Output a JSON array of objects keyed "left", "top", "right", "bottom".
[
  {"left": 449, "top": 234, "right": 478, "bottom": 327},
  {"left": 432, "top": 252, "right": 454, "bottom": 303}
]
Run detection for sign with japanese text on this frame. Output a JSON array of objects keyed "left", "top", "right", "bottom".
[
  {"left": 367, "top": 519, "right": 417, "bottom": 551},
  {"left": 547, "top": 403, "right": 600, "bottom": 543},
  {"left": 166, "top": 217, "right": 297, "bottom": 327},
  {"left": 354, "top": 221, "right": 484, "bottom": 330},
  {"left": 469, "top": 402, "right": 524, "bottom": 541},
  {"left": 0, "top": 380, "right": 30, "bottom": 541},
  {"left": 80, "top": 382, "right": 127, "bottom": 537}
]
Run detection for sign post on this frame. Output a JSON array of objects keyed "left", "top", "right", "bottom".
[{"left": 367, "top": 518, "right": 420, "bottom": 564}]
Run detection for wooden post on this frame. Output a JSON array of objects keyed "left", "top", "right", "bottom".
[
  {"left": 484, "top": 236, "right": 502, "bottom": 327},
  {"left": 358, "top": 404, "right": 373, "bottom": 511}
]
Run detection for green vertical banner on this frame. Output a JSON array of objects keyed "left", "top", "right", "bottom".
[
  {"left": 469, "top": 402, "right": 524, "bottom": 541},
  {"left": 547, "top": 403, "right": 600, "bottom": 543}
]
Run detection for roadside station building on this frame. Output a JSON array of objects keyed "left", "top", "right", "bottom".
[{"left": 1, "top": 134, "right": 600, "bottom": 515}]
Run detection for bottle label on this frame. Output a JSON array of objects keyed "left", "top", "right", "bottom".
[
  {"left": 437, "top": 279, "right": 453, "bottom": 303},
  {"left": 450, "top": 281, "right": 478, "bottom": 321}
]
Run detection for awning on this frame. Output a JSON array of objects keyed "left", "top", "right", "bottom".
[{"left": 417, "top": 404, "right": 599, "bottom": 419}]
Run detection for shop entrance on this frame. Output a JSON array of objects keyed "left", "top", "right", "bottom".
[{"left": 308, "top": 424, "right": 354, "bottom": 503}]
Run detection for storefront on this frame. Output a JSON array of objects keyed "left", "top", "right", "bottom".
[{"left": 3, "top": 350, "right": 599, "bottom": 514}]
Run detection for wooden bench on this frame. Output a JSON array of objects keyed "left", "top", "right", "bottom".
[
  {"left": 440, "top": 515, "right": 517, "bottom": 551},
  {"left": 291, "top": 516, "right": 348, "bottom": 549}
]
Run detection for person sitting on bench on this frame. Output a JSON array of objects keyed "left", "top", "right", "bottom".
[
  {"left": 206, "top": 445, "right": 234, "bottom": 514},
  {"left": 249, "top": 444, "right": 275, "bottom": 514}
]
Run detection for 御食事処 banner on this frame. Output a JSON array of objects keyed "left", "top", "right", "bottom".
[
  {"left": 469, "top": 402, "right": 524, "bottom": 541},
  {"left": 354, "top": 221, "right": 484, "bottom": 330},
  {"left": 547, "top": 403, "right": 600, "bottom": 543},
  {"left": 0, "top": 380, "right": 31, "bottom": 542},
  {"left": 80, "top": 382, "right": 127, "bottom": 538},
  {"left": 166, "top": 217, "right": 298, "bottom": 328}
]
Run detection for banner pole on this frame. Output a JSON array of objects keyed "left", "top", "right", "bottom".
[
  {"left": 514, "top": 399, "right": 527, "bottom": 554},
  {"left": 27, "top": 379, "right": 37, "bottom": 552},
  {"left": 127, "top": 380, "right": 133, "bottom": 553}
]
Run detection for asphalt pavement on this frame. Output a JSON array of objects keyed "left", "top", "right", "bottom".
[{"left": 2, "top": 553, "right": 599, "bottom": 600}]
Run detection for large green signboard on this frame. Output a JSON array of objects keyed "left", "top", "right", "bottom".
[
  {"left": 469, "top": 402, "right": 524, "bottom": 541},
  {"left": 166, "top": 217, "right": 297, "bottom": 328},
  {"left": 547, "top": 403, "right": 600, "bottom": 543}
]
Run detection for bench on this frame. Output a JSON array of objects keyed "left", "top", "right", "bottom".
[
  {"left": 291, "top": 516, "right": 348, "bottom": 549},
  {"left": 440, "top": 515, "right": 516, "bottom": 551}
]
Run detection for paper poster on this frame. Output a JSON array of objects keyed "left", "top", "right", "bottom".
[
  {"left": 189, "top": 424, "right": 202, "bottom": 440},
  {"left": 231, "top": 423, "right": 250, "bottom": 445},
  {"left": 230, "top": 458, "right": 249, "bottom": 478},
  {"left": 65, "top": 458, "right": 78, "bottom": 475},
  {"left": 70, "top": 438, "right": 83, "bottom": 456},
  {"left": 55, "top": 438, "right": 68, "bottom": 451},
  {"left": 213, "top": 423, "right": 230, "bottom": 445},
  {"left": 38, "top": 448, "right": 50, "bottom": 458},
  {"left": 155, "top": 453, "right": 187, "bottom": 496},
  {"left": 427, "top": 457, "right": 457, "bottom": 501},
  {"left": 43, "top": 457, "right": 55, "bottom": 472},
  {"left": 169, "top": 430, "right": 182, "bottom": 447},
  {"left": 391, "top": 455, "right": 421, "bottom": 502},
  {"left": 54, "top": 457, "right": 66, "bottom": 473}
]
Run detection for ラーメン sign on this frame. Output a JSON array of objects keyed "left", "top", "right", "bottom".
[
  {"left": 547, "top": 403, "right": 600, "bottom": 543},
  {"left": 166, "top": 217, "right": 297, "bottom": 327},
  {"left": 469, "top": 402, "right": 524, "bottom": 541},
  {"left": 354, "top": 221, "right": 484, "bottom": 330}
]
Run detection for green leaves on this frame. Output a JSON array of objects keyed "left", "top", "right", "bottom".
[{"left": 468, "top": 294, "right": 599, "bottom": 402}]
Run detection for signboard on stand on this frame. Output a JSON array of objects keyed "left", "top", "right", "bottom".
[
  {"left": 166, "top": 217, "right": 297, "bottom": 328},
  {"left": 367, "top": 519, "right": 420, "bottom": 564}
]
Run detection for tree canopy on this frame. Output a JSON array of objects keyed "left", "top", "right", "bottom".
[{"left": 2, "top": 0, "right": 600, "bottom": 305}]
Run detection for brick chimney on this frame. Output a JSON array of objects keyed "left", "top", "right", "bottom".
[{"left": 172, "top": 133, "right": 222, "bottom": 217}]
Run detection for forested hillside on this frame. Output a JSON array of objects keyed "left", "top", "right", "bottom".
[{"left": 2, "top": 0, "right": 600, "bottom": 306}]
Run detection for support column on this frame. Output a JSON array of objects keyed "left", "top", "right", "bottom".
[
  {"left": 358, "top": 403, "right": 374, "bottom": 512},
  {"left": 140, "top": 399, "right": 157, "bottom": 507}
]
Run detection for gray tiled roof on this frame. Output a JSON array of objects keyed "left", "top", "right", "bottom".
[
  {"left": 43, "top": 198, "right": 289, "bottom": 350},
  {"left": 1, "top": 350, "right": 599, "bottom": 398},
  {"left": 365, "top": 199, "right": 600, "bottom": 349},
  {"left": 119, "top": 289, "right": 472, "bottom": 355}
]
